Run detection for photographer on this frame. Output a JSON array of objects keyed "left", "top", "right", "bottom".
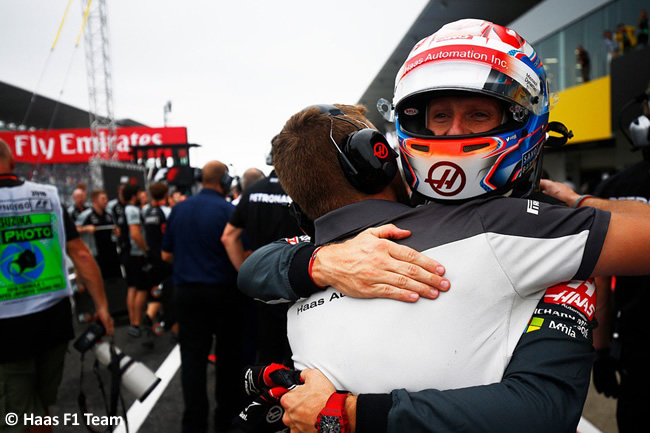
[{"left": 0, "top": 139, "right": 113, "bottom": 433}]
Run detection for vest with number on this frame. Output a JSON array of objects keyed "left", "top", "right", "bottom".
[{"left": 0, "top": 181, "right": 71, "bottom": 319}]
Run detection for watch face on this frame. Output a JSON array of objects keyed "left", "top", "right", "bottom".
[{"left": 319, "top": 415, "right": 342, "bottom": 433}]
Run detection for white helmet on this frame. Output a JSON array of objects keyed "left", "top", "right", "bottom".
[{"left": 394, "top": 19, "right": 551, "bottom": 201}]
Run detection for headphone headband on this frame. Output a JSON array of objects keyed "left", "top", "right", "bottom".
[
  {"left": 314, "top": 104, "right": 344, "bottom": 116},
  {"left": 310, "top": 103, "right": 398, "bottom": 194}
]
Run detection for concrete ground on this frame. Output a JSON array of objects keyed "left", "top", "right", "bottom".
[{"left": 583, "top": 380, "right": 619, "bottom": 433}]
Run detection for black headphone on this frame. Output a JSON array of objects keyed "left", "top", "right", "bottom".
[
  {"left": 314, "top": 104, "right": 398, "bottom": 194},
  {"left": 220, "top": 171, "right": 234, "bottom": 193}
]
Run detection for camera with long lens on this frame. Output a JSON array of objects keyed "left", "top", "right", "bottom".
[{"left": 73, "top": 322, "right": 161, "bottom": 402}]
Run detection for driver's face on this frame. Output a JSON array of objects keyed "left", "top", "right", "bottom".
[{"left": 426, "top": 95, "right": 504, "bottom": 136}]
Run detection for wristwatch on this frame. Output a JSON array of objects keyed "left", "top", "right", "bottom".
[{"left": 316, "top": 391, "right": 350, "bottom": 433}]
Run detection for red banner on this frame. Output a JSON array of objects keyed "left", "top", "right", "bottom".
[{"left": 0, "top": 127, "right": 188, "bottom": 164}]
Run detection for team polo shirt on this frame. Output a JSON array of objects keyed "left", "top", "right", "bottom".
[
  {"left": 108, "top": 199, "right": 130, "bottom": 254},
  {"left": 67, "top": 203, "right": 87, "bottom": 223},
  {"left": 75, "top": 207, "right": 121, "bottom": 279},
  {"left": 229, "top": 171, "right": 302, "bottom": 250},
  {"left": 162, "top": 188, "right": 237, "bottom": 286},
  {"left": 287, "top": 197, "right": 610, "bottom": 393},
  {"left": 143, "top": 204, "right": 171, "bottom": 260},
  {"left": 125, "top": 204, "right": 145, "bottom": 256}
]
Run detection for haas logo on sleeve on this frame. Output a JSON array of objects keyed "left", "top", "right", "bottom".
[{"left": 543, "top": 279, "right": 596, "bottom": 320}]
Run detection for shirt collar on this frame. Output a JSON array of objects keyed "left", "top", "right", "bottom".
[
  {"left": 0, "top": 173, "right": 24, "bottom": 187},
  {"left": 314, "top": 199, "right": 412, "bottom": 245},
  {"left": 199, "top": 188, "right": 223, "bottom": 197}
]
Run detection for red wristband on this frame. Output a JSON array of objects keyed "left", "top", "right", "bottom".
[
  {"left": 572, "top": 194, "right": 595, "bottom": 208},
  {"left": 308, "top": 246, "right": 327, "bottom": 289}
]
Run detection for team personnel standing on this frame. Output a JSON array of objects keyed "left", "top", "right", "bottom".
[
  {"left": 122, "top": 184, "right": 148, "bottom": 337},
  {"left": 222, "top": 164, "right": 303, "bottom": 365},
  {"left": 169, "top": 189, "right": 186, "bottom": 207},
  {"left": 586, "top": 84, "right": 650, "bottom": 433},
  {"left": 67, "top": 187, "right": 88, "bottom": 222},
  {"left": 239, "top": 20, "right": 650, "bottom": 432},
  {"left": 246, "top": 101, "right": 606, "bottom": 433},
  {"left": 162, "top": 161, "right": 245, "bottom": 433},
  {"left": 138, "top": 189, "right": 150, "bottom": 213},
  {"left": 75, "top": 189, "right": 122, "bottom": 279},
  {"left": 107, "top": 184, "right": 129, "bottom": 259},
  {"left": 142, "top": 182, "right": 173, "bottom": 336},
  {"left": 231, "top": 167, "right": 265, "bottom": 205},
  {"left": 0, "top": 140, "right": 113, "bottom": 433}
]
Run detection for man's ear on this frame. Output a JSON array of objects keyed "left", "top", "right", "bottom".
[{"left": 9, "top": 156, "right": 16, "bottom": 171}]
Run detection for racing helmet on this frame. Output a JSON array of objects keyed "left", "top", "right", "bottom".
[{"left": 394, "top": 19, "right": 550, "bottom": 201}]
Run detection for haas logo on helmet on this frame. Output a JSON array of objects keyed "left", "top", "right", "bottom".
[
  {"left": 481, "top": 22, "right": 525, "bottom": 48},
  {"left": 425, "top": 162, "right": 466, "bottom": 197}
]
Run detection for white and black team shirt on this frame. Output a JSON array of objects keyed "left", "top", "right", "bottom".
[
  {"left": 287, "top": 197, "right": 609, "bottom": 394},
  {"left": 75, "top": 207, "right": 115, "bottom": 256},
  {"left": 125, "top": 204, "right": 145, "bottom": 256}
]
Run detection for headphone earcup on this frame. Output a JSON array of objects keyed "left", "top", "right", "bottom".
[
  {"left": 220, "top": 172, "right": 234, "bottom": 193},
  {"left": 339, "top": 129, "right": 398, "bottom": 194}
]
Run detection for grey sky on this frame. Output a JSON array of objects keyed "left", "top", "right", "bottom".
[{"left": 0, "top": 0, "right": 428, "bottom": 174}]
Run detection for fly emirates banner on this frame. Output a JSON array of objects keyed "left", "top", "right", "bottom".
[{"left": 0, "top": 127, "right": 188, "bottom": 164}]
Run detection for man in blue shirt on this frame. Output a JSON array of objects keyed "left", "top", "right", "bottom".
[{"left": 162, "top": 160, "right": 244, "bottom": 433}]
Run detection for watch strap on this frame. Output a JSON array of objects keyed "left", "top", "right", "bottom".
[{"left": 316, "top": 391, "right": 351, "bottom": 433}]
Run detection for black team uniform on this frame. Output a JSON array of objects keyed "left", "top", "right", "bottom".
[
  {"left": 229, "top": 171, "right": 303, "bottom": 365},
  {"left": 76, "top": 207, "right": 121, "bottom": 279},
  {"left": 593, "top": 158, "right": 650, "bottom": 432},
  {"left": 110, "top": 199, "right": 130, "bottom": 262},
  {"left": 142, "top": 201, "right": 174, "bottom": 325},
  {"left": 67, "top": 202, "right": 87, "bottom": 223}
]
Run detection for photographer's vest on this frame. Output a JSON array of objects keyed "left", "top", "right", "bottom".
[{"left": 0, "top": 180, "right": 71, "bottom": 319}]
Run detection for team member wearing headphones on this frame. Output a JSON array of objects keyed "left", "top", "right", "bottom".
[
  {"left": 239, "top": 20, "right": 650, "bottom": 433},
  {"left": 584, "top": 82, "right": 650, "bottom": 432},
  {"left": 222, "top": 161, "right": 303, "bottom": 366},
  {"left": 161, "top": 160, "right": 245, "bottom": 433}
]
